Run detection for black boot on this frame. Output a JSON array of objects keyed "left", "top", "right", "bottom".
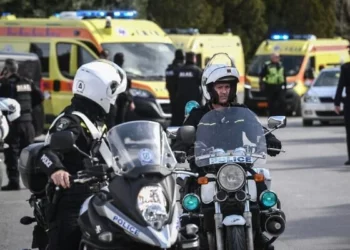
[{"left": 1, "top": 182, "right": 20, "bottom": 191}]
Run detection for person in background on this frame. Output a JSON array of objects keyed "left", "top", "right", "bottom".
[
  {"left": 335, "top": 46, "right": 350, "bottom": 165},
  {"left": 166, "top": 49, "right": 185, "bottom": 121},
  {"left": 171, "top": 52, "right": 202, "bottom": 126},
  {"left": 259, "top": 52, "right": 287, "bottom": 116},
  {"left": 0, "top": 58, "right": 44, "bottom": 190}
]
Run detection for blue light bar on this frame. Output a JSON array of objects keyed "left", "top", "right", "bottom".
[
  {"left": 271, "top": 34, "right": 290, "bottom": 40},
  {"left": 74, "top": 10, "right": 137, "bottom": 19},
  {"left": 1, "top": 12, "right": 11, "bottom": 17}
]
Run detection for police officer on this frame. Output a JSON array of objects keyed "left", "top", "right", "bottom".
[
  {"left": 112, "top": 52, "right": 135, "bottom": 125},
  {"left": 171, "top": 52, "right": 202, "bottom": 126},
  {"left": 173, "top": 54, "right": 281, "bottom": 250},
  {"left": 0, "top": 58, "right": 44, "bottom": 191},
  {"left": 37, "top": 60, "right": 127, "bottom": 250},
  {"left": 260, "top": 52, "right": 287, "bottom": 116},
  {"left": 166, "top": 49, "right": 185, "bottom": 120},
  {"left": 335, "top": 53, "right": 350, "bottom": 165}
]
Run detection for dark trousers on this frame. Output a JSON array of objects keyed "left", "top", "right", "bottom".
[
  {"left": 344, "top": 99, "right": 350, "bottom": 160},
  {"left": 4, "top": 121, "right": 35, "bottom": 185},
  {"left": 47, "top": 185, "right": 91, "bottom": 250},
  {"left": 265, "top": 85, "right": 286, "bottom": 116}
]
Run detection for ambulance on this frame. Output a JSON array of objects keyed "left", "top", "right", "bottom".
[
  {"left": 0, "top": 11, "right": 176, "bottom": 126},
  {"left": 244, "top": 34, "right": 350, "bottom": 115},
  {"left": 164, "top": 28, "right": 245, "bottom": 92}
]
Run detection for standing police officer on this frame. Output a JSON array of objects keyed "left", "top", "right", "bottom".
[
  {"left": 335, "top": 55, "right": 350, "bottom": 165},
  {"left": 171, "top": 52, "right": 202, "bottom": 126},
  {"left": 260, "top": 52, "right": 287, "bottom": 116},
  {"left": 166, "top": 49, "right": 185, "bottom": 122},
  {"left": 0, "top": 58, "right": 43, "bottom": 191}
]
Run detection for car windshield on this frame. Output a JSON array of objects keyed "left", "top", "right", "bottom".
[
  {"left": 248, "top": 55, "right": 305, "bottom": 77},
  {"left": 313, "top": 70, "right": 340, "bottom": 87},
  {"left": 102, "top": 43, "right": 176, "bottom": 81}
]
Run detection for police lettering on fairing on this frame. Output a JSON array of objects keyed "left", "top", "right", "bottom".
[{"left": 113, "top": 215, "right": 140, "bottom": 235}]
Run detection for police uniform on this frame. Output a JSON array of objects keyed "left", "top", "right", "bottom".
[
  {"left": 166, "top": 60, "right": 184, "bottom": 120},
  {"left": 260, "top": 61, "right": 287, "bottom": 116},
  {"left": 171, "top": 62, "right": 202, "bottom": 126},
  {"left": 335, "top": 62, "right": 350, "bottom": 165},
  {"left": 37, "top": 96, "right": 108, "bottom": 250},
  {"left": 0, "top": 73, "right": 43, "bottom": 189}
]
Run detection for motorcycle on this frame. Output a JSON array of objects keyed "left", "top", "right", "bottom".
[
  {"left": 19, "top": 120, "right": 201, "bottom": 250},
  {"left": 168, "top": 106, "right": 287, "bottom": 250}
]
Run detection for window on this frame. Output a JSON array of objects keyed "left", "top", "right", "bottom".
[
  {"left": 80, "top": 41, "right": 100, "bottom": 57},
  {"left": 29, "top": 43, "right": 50, "bottom": 77},
  {"left": 78, "top": 46, "right": 96, "bottom": 67},
  {"left": 56, "top": 43, "right": 73, "bottom": 78}
]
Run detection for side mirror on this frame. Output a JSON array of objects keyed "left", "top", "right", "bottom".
[
  {"left": 267, "top": 116, "right": 286, "bottom": 129},
  {"left": 166, "top": 126, "right": 180, "bottom": 139},
  {"left": 184, "top": 101, "right": 200, "bottom": 117},
  {"left": 177, "top": 126, "right": 196, "bottom": 145},
  {"left": 49, "top": 131, "right": 75, "bottom": 152}
]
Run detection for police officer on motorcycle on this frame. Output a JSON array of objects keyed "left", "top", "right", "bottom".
[
  {"left": 0, "top": 58, "right": 44, "bottom": 191},
  {"left": 37, "top": 59, "right": 127, "bottom": 250}
]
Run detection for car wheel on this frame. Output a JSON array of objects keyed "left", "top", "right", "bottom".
[{"left": 303, "top": 119, "right": 313, "bottom": 126}]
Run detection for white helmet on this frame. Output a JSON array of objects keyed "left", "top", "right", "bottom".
[
  {"left": 0, "top": 98, "right": 21, "bottom": 122},
  {"left": 72, "top": 59, "right": 127, "bottom": 113},
  {"left": 201, "top": 53, "right": 240, "bottom": 103}
]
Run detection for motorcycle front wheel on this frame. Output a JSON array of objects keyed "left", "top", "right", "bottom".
[{"left": 225, "top": 226, "right": 247, "bottom": 250}]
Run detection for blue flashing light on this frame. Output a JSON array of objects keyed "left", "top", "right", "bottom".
[
  {"left": 72, "top": 10, "right": 137, "bottom": 19},
  {"left": 185, "top": 101, "right": 200, "bottom": 117},
  {"left": 271, "top": 34, "right": 290, "bottom": 40},
  {"left": 1, "top": 12, "right": 11, "bottom": 17},
  {"left": 182, "top": 193, "right": 200, "bottom": 211},
  {"left": 260, "top": 191, "right": 277, "bottom": 208}
]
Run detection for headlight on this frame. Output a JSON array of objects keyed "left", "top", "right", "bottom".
[
  {"left": 129, "top": 88, "right": 153, "bottom": 98},
  {"left": 182, "top": 193, "right": 200, "bottom": 211},
  {"left": 137, "top": 186, "right": 168, "bottom": 230},
  {"left": 259, "top": 190, "right": 277, "bottom": 208},
  {"left": 303, "top": 94, "right": 320, "bottom": 103},
  {"left": 217, "top": 164, "right": 246, "bottom": 192}
]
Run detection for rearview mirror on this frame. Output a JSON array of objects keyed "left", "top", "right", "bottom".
[
  {"left": 166, "top": 126, "right": 180, "bottom": 139},
  {"left": 184, "top": 101, "right": 200, "bottom": 117},
  {"left": 268, "top": 116, "right": 286, "bottom": 129},
  {"left": 49, "top": 131, "right": 75, "bottom": 152},
  {"left": 177, "top": 126, "right": 196, "bottom": 145}
]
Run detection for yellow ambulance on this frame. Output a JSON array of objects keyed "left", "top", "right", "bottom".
[
  {"left": 0, "top": 11, "right": 176, "bottom": 126},
  {"left": 244, "top": 34, "right": 350, "bottom": 115},
  {"left": 164, "top": 28, "right": 245, "bottom": 92}
]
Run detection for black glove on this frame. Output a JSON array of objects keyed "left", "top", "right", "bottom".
[{"left": 266, "top": 134, "right": 282, "bottom": 157}]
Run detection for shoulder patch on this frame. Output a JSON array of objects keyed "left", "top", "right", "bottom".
[{"left": 55, "top": 117, "right": 71, "bottom": 131}]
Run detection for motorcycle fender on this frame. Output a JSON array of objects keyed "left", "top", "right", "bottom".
[
  {"left": 222, "top": 215, "right": 246, "bottom": 226},
  {"left": 200, "top": 174, "right": 216, "bottom": 204}
]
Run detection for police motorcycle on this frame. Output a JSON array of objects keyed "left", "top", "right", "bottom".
[
  {"left": 0, "top": 98, "right": 20, "bottom": 187},
  {"left": 19, "top": 120, "right": 200, "bottom": 250},
  {"left": 169, "top": 106, "right": 287, "bottom": 250}
]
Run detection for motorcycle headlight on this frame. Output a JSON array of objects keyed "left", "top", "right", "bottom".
[
  {"left": 182, "top": 193, "right": 200, "bottom": 211},
  {"left": 129, "top": 88, "right": 153, "bottom": 98},
  {"left": 260, "top": 190, "right": 277, "bottom": 209},
  {"left": 217, "top": 164, "right": 246, "bottom": 192},
  {"left": 137, "top": 186, "right": 169, "bottom": 230}
]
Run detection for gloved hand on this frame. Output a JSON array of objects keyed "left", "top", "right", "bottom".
[{"left": 266, "top": 135, "right": 282, "bottom": 157}]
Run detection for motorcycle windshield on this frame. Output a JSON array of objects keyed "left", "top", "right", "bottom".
[
  {"left": 194, "top": 106, "right": 267, "bottom": 167},
  {"left": 106, "top": 121, "right": 177, "bottom": 175}
]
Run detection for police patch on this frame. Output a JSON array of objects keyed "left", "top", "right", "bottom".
[{"left": 56, "top": 117, "right": 71, "bottom": 131}]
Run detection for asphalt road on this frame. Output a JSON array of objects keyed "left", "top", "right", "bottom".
[{"left": 0, "top": 117, "right": 349, "bottom": 250}]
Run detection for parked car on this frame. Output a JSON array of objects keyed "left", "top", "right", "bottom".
[{"left": 301, "top": 67, "right": 345, "bottom": 126}]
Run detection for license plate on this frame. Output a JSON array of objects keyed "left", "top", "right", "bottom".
[{"left": 257, "top": 102, "right": 268, "bottom": 108}]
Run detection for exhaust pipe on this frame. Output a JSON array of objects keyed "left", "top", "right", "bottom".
[{"left": 264, "top": 214, "right": 286, "bottom": 236}]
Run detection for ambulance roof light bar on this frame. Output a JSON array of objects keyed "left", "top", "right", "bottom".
[
  {"left": 270, "top": 33, "right": 317, "bottom": 41},
  {"left": 56, "top": 10, "right": 138, "bottom": 20}
]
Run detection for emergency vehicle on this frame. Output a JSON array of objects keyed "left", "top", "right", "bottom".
[
  {"left": 164, "top": 28, "right": 245, "bottom": 92},
  {"left": 244, "top": 34, "right": 350, "bottom": 115},
  {"left": 0, "top": 11, "right": 176, "bottom": 126}
]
